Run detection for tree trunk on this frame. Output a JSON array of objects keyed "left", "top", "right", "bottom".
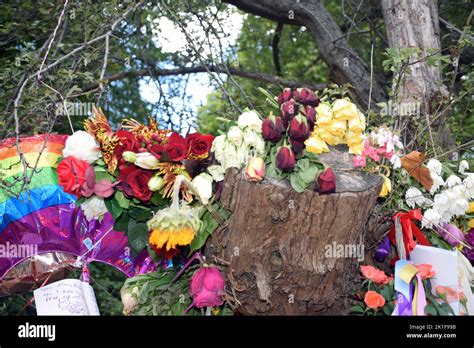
[
  {"left": 205, "top": 150, "right": 382, "bottom": 315},
  {"left": 381, "top": 0, "right": 450, "bottom": 149},
  {"left": 224, "top": 0, "right": 387, "bottom": 111}
]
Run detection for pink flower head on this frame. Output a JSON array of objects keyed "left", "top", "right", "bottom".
[
  {"left": 353, "top": 155, "right": 366, "bottom": 167},
  {"left": 363, "top": 145, "right": 380, "bottom": 162},
  {"left": 360, "top": 265, "right": 390, "bottom": 285},
  {"left": 415, "top": 264, "right": 436, "bottom": 280},
  {"left": 190, "top": 266, "right": 225, "bottom": 308},
  {"left": 94, "top": 179, "right": 116, "bottom": 198}
]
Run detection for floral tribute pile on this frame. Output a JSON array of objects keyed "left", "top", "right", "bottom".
[{"left": 55, "top": 84, "right": 474, "bottom": 316}]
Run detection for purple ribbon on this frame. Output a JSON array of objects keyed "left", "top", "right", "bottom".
[{"left": 374, "top": 235, "right": 391, "bottom": 262}]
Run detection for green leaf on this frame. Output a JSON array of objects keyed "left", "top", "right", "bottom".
[
  {"left": 129, "top": 206, "right": 152, "bottom": 222},
  {"left": 127, "top": 221, "right": 149, "bottom": 255},
  {"left": 289, "top": 172, "right": 307, "bottom": 193},
  {"left": 113, "top": 213, "right": 130, "bottom": 232},
  {"left": 350, "top": 305, "right": 365, "bottom": 314},
  {"left": 115, "top": 190, "right": 130, "bottom": 209},
  {"left": 104, "top": 197, "right": 123, "bottom": 220},
  {"left": 424, "top": 304, "right": 437, "bottom": 316}
]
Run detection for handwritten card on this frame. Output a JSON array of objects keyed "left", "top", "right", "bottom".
[{"left": 34, "top": 279, "right": 100, "bottom": 316}]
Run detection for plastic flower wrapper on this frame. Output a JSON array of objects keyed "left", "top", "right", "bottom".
[{"left": 148, "top": 175, "right": 203, "bottom": 251}]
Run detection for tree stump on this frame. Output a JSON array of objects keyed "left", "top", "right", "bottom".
[{"left": 205, "top": 149, "right": 383, "bottom": 315}]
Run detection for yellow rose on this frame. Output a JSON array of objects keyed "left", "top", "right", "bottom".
[
  {"left": 332, "top": 98, "right": 359, "bottom": 120},
  {"left": 345, "top": 130, "right": 363, "bottom": 146},
  {"left": 348, "top": 114, "right": 365, "bottom": 132},
  {"left": 320, "top": 132, "right": 345, "bottom": 145},
  {"left": 315, "top": 102, "right": 333, "bottom": 127},
  {"left": 305, "top": 135, "right": 329, "bottom": 154},
  {"left": 467, "top": 202, "right": 474, "bottom": 214},
  {"left": 468, "top": 219, "right": 474, "bottom": 229},
  {"left": 348, "top": 142, "right": 364, "bottom": 155},
  {"left": 328, "top": 119, "right": 347, "bottom": 138},
  {"left": 379, "top": 175, "right": 392, "bottom": 197}
]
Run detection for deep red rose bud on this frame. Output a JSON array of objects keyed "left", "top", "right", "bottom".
[
  {"left": 276, "top": 146, "right": 296, "bottom": 172},
  {"left": 317, "top": 168, "right": 336, "bottom": 194},
  {"left": 280, "top": 100, "right": 298, "bottom": 127},
  {"left": 262, "top": 116, "right": 285, "bottom": 143},
  {"left": 290, "top": 138, "right": 305, "bottom": 154},
  {"left": 289, "top": 114, "right": 310, "bottom": 142},
  {"left": 303, "top": 105, "right": 316, "bottom": 130},
  {"left": 277, "top": 87, "right": 293, "bottom": 105},
  {"left": 293, "top": 87, "right": 319, "bottom": 107},
  {"left": 147, "top": 143, "right": 164, "bottom": 159}
]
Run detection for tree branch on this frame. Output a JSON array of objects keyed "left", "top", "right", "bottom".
[
  {"left": 272, "top": 23, "right": 283, "bottom": 76},
  {"left": 223, "top": 0, "right": 387, "bottom": 110},
  {"left": 75, "top": 65, "right": 326, "bottom": 97}
]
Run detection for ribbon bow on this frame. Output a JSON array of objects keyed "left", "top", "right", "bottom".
[{"left": 389, "top": 209, "right": 430, "bottom": 261}]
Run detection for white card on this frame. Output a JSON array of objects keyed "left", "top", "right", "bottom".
[
  {"left": 410, "top": 245, "right": 474, "bottom": 315},
  {"left": 34, "top": 279, "right": 100, "bottom": 316}
]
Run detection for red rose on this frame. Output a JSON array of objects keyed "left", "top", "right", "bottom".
[
  {"left": 118, "top": 165, "right": 153, "bottom": 202},
  {"left": 186, "top": 133, "right": 215, "bottom": 159},
  {"left": 115, "top": 130, "right": 140, "bottom": 165},
  {"left": 57, "top": 157, "right": 92, "bottom": 198},
  {"left": 276, "top": 146, "right": 296, "bottom": 172},
  {"left": 163, "top": 132, "right": 189, "bottom": 162},
  {"left": 317, "top": 168, "right": 336, "bottom": 194},
  {"left": 147, "top": 143, "right": 165, "bottom": 159}
]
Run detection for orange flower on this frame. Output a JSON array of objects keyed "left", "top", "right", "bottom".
[
  {"left": 435, "top": 286, "right": 459, "bottom": 303},
  {"left": 364, "top": 291, "right": 386, "bottom": 309},
  {"left": 415, "top": 264, "right": 436, "bottom": 280},
  {"left": 360, "top": 265, "right": 390, "bottom": 285}
]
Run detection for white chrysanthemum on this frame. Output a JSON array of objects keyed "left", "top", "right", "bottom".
[
  {"left": 227, "top": 126, "right": 244, "bottom": 147},
  {"left": 211, "top": 135, "right": 226, "bottom": 162},
  {"left": 81, "top": 196, "right": 107, "bottom": 221},
  {"left": 237, "top": 110, "right": 262, "bottom": 132},
  {"left": 426, "top": 158, "right": 443, "bottom": 176},
  {"left": 405, "top": 187, "right": 425, "bottom": 208},
  {"left": 444, "top": 174, "right": 462, "bottom": 188},
  {"left": 422, "top": 209, "right": 441, "bottom": 228},
  {"left": 63, "top": 130, "right": 101, "bottom": 163},
  {"left": 207, "top": 165, "right": 225, "bottom": 182},
  {"left": 458, "top": 160, "right": 469, "bottom": 175},
  {"left": 429, "top": 172, "right": 445, "bottom": 194}
]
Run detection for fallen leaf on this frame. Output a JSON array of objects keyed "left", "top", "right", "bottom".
[{"left": 400, "top": 151, "right": 433, "bottom": 191}]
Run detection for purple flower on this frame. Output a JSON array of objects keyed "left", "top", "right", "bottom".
[
  {"left": 374, "top": 235, "right": 390, "bottom": 262},
  {"left": 436, "top": 223, "right": 464, "bottom": 247},
  {"left": 462, "top": 229, "right": 474, "bottom": 262}
]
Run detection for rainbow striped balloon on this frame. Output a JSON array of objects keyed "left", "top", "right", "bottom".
[{"left": 0, "top": 134, "right": 153, "bottom": 281}]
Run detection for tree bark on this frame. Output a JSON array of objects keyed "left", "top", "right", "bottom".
[
  {"left": 205, "top": 150, "right": 383, "bottom": 315},
  {"left": 381, "top": 0, "right": 450, "bottom": 149},
  {"left": 224, "top": 0, "right": 387, "bottom": 110}
]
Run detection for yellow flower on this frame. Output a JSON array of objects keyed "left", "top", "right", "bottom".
[
  {"left": 328, "top": 119, "right": 347, "bottom": 138},
  {"left": 147, "top": 205, "right": 202, "bottom": 251},
  {"left": 468, "top": 219, "right": 474, "bottom": 229},
  {"left": 379, "top": 175, "right": 392, "bottom": 197},
  {"left": 467, "top": 202, "right": 474, "bottom": 214},
  {"left": 315, "top": 103, "right": 333, "bottom": 127},
  {"left": 305, "top": 135, "right": 329, "bottom": 154},
  {"left": 345, "top": 130, "right": 363, "bottom": 146},
  {"left": 320, "top": 132, "right": 345, "bottom": 145},
  {"left": 348, "top": 114, "right": 365, "bottom": 132},
  {"left": 332, "top": 98, "right": 359, "bottom": 120},
  {"left": 349, "top": 142, "right": 364, "bottom": 155}
]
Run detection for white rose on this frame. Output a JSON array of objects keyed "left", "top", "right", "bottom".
[
  {"left": 211, "top": 135, "right": 227, "bottom": 162},
  {"left": 207, "top": 165, "right": 226, "bottom": 182},
  {"left": 192, "top": 173, "right": 213, "bottom": 205},
  {"left": 81, "top": 196, "right": 108, "bottom": 221},
  {"left": 63, "top": 130, "right": 101, "bottom": 163},
  {"left": 227, "top": 126, "right": 244, "bottom": 147},
  {"left": 237, "top": 110, "right": 262, "bottom": 132}
]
